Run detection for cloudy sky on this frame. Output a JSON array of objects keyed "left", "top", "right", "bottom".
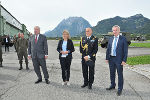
[{"left": 1, "top": 0, "right": 150, "bottom": 33}]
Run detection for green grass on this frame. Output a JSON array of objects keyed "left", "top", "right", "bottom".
[
  {"left": 130, "top": 43, "right": 150, "bottom": 48},
  {"left": 72, "top": 40, "right": 80, "bottom": 41},
  {"left": 127, "top": 55, "right": 150, "bottom": 65},
  {"left": 74, "top": 44, "right": 80, "bottom": 47}
]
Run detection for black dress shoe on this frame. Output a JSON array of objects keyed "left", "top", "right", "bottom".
[
  {"left": 88, "top": 85, "right": 92, "bottom": 89},
  {"left": 117, "top": 90, "right": 122, "bottom": 96},
  {"left": 45, "top": 79, "right": 50, "bottom": 84},
  {"left": 106, "top": 86, "right": 115, "bottom": 90},
  {"left": 35, "top": 79, "right": 42, "bottom": 84},
  {"left": 19, "top": 67, "right": 23, "bottom": 70},
  {"left": 81, "top": 84, "right": 88, "bottom": 88}
]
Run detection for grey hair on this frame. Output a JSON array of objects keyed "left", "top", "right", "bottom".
[
  {"left": 112, "top": 25, "right": 120, "bottom": 31},
  {"left": 34, "top": 26, "right": 40, "bottom": 30}
]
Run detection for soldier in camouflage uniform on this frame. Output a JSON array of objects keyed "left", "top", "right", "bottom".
[
  {"left": 0, "top": 35, "right": 3, "bottom": 67},
  {"left": 16, "top": 33, "right": 21, "bottom": 59},
  {"left": 17, "top": 33, "right": 29, "bottom": 70}
]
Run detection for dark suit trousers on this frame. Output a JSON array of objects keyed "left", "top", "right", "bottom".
[
  {"left": 0, "top": 47, "right": 3, "bottom": 62},
  {"left": 60, "top": 57, "right": 72, "bottom": 82},
  {"left": 5, "top": 43, "right": 9, "bottom": 52},
  {"left": 109, "top": 56, "right": 124, "bottom": 91},
  {"left": 32, "top": 58, "right": 49, "bottom": 80},
  {"left": 82, "top": 59, "right": 95, "bottom": 85}
]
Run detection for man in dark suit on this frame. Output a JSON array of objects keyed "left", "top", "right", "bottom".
[
  {"left": 28, "top": 26, "right": 50, "bottom": 84},
  {"left": 80, "top": 28, "right": 98, "bottom": 89},
  {"left": 4, "top": 35, "right": 10, "bottom": 52},
  {"left": 106, "top": 25, "right": 128, "bottom": 96}
]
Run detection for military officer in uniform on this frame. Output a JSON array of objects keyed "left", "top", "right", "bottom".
[
  {"left": 16, "top": 33, "right": 21, "bottom": 59},
  {"left": 80, "top": 28, "right": 98, "bottom": 89},
  {"left": 17, "top": 33, "right": 29, "bottom": 70},
  {"left": 0, "top": 35, "right": 3, "bottom": 67}
]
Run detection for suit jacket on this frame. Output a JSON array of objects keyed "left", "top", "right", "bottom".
[
  {"left": 4, "top": 37, "right": 10, "bottom": 44},
  {"left": 106, "top": 35, "right": 128, "bottom": 63},
  {"left": 57, "top": 39, "right": 75, "bottom": 59},
  {"left": 80, "top": 35, "right": 98, "bottom": 61},
  {"left": 28, "top": 34, "right": 48, "bottom": 59}
]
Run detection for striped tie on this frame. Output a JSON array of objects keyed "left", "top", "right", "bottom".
[{"left": 112, "top": 37, "right": 118, "bottom": 56}]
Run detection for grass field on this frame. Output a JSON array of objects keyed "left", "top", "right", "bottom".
[
  {"left": 72, "top": 40, "right": 80, "bottom": 41},
  {"left": 74, "top": 44, "right": 80, "bottom": 47},
  {"left": 130, "top": 43, "right": 150, "bottom": 48},
  {"left": 127, "top": 55, "right": 150, "bottom": 65}
]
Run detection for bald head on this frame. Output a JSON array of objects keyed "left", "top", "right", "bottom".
[
  {"left": 34, "top": 26, "right": 40, "bottom": 35},
  {"left": 20, "top": 33, "right": 24, "bottom": 39},
  {"left": 86, "top": 28, "right": 92, "bottom": 37}
]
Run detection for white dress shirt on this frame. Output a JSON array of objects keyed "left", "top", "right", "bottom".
[
  {"left": 87, "top": 36, "right": 91, "bottom": 40},
  {"left": 35, "top": 34, "right": 39, "bottom": 40},
  {"left": 87, "top": 36, "right": 91, "bottom": 59},
  {"left": 6, "top": 38, "right": 8, "bottom": 43}
]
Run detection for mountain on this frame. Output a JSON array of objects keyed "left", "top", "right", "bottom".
[
  {"left": 44, "top": 17, "right": 91, "bottom": 37},
  {"left": 89, "top": 14, "right": 150, "bottom": 35}
]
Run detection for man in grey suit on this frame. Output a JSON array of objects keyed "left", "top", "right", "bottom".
[{"left": 28, "top": 26, "right": 50, "bottom": 84}]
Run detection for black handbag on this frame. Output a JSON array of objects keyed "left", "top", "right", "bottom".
[
  {"left": 85, "top": 59, "right": 94, "bottom": 67},
  {"left": 9, "top": 43, "right": 14, "bottom": 47}
]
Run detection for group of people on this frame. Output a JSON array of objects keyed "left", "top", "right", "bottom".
[
  {"left": 28, "top": 25, "right": 128, "bottom": 96},
  {"left": 0, "top": 25, "right": 128, "bottom": 96},
  {"left": 0, "top": 35, "right": 14, "bottom": 67}
]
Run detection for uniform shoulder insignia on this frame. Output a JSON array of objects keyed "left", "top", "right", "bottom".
[
  {"left": 93, "top": 54, "right": 96, "bottom": 56},
  {"left": 91, "top": 36, "right": 95, "bottom": 40},
  {"left": 82, "top": 36, "right": 86, "bottom": 40}
]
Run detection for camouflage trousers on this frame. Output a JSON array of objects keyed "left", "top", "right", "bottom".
[{"left": 18, "top": 50, "right": 28, "bottom": 64}]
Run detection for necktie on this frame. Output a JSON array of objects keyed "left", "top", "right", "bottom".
[
  {"left": 87, "top": 37, "right": 90, "bottom": 43},
  {"left": 35, "top": 35, "right": 38, "bottom": 43},
  {"left": 112, "top": 37, "right": 118, "bottom": 56}
]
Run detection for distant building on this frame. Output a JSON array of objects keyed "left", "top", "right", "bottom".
[{"left": 0, "top": 3, "right": 29, "bottom": 38}]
